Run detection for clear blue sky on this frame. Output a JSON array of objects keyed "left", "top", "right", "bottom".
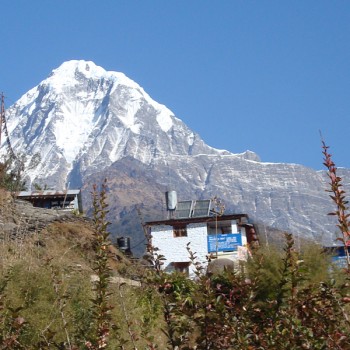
[{"left": 1, "top": 1, "right": 349, "bottom": 170}]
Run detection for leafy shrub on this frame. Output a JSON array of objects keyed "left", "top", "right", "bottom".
[{"left": 0, "top": 158, "right": 26, "bottom": 192}]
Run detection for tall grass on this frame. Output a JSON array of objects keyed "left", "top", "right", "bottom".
[{"left": 0, "top": 144, "right": 349, "bottom": 348}]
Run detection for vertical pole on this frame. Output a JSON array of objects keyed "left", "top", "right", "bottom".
[{"left": 62, "top": 182, "right": 70, "bottom": 210}]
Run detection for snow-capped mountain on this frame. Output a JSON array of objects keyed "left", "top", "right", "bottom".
[
  {"left": 3, "top": 60, "right": 227, "bottom": 188},
  {"left": 2, "top": 60, "right": 348, "bottom": 252}
]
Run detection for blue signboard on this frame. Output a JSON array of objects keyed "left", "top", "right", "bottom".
[
  {"left": 331, "top": 246, "right": 350, "bottom": 268},
  {"left": 207, "top": 233, "right": 242, "bottom": 253},
  {"left": 332, "top": 256, "right": 348, "bottom": 268}
]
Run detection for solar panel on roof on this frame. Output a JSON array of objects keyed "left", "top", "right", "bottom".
[
  {"left": 176, "top": 200, "right": 194, "bottom": 218},
  {"left": 192, "top": 200, "right": 211, "bottom": 217}
]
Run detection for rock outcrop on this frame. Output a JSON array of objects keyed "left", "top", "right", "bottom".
[{"left": 0, "top": 190, "right": 85, "bottom": 237}]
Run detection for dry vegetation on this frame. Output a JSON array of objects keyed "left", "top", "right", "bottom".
[
  {"left": 0, "top": 208, "right": 166, "bottom": 349},
  {"left": 0, "top": 142, "right": 349, "bottom": 349}
]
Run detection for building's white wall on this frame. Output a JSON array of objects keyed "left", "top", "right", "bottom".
[
  {"left": 231, "top": 222, "right": 238, "bottom": 234},
  {"left": 151, "top": 219, "right": 249, "bottom": 276},
  {"left": 239, "top": 225, "right": 247, "bottom": 246},
  {"left": 151, "top": 223, "right": 209, "bottom": 276}
]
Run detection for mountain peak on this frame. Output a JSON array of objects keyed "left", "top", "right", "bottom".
[
  {"left": 46, "top": 60, "right": 176, "bottom": 133},
  {"left": 3, "top": 61, "right": 224, "bottom": 187},
  {"left": 51, "top": 60, "right": 107, "bottom": 78},
  {"left": 46, "top": 60, "right": 122, "bottom": 91}
]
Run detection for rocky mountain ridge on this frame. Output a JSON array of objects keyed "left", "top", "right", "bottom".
[{"left": 1, "top": 60, "right": 349, "bottom": 255}]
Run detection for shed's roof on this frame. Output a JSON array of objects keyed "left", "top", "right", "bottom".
[{"left": 17, "top": 189, "right": 81, "bottom": 198}]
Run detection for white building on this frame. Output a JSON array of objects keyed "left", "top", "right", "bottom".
[{"left": 146, "top": 213, "right": 257, "bottom": 276}]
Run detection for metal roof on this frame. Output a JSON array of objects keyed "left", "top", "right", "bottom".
[
  {"left": 145, "top": 214, "right": 249, "bottom": 226},
  {"left": 17, "top": 189, "right": 81, "bottom": 197}
]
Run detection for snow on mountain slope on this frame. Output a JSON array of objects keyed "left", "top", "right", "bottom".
[
  {"left": 1, "top": 60, "right": 229, "bottom": 187},
  {"left": 2, "top": 60, "right": 348, "bottom": 248}
]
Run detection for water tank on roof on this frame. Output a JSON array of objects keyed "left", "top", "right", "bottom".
[
  {"left": 117, "top": 237, "right": 131, "bottom": 254},
  {"left": 166, "top": 190, "right": 177, "bottom": 211}
]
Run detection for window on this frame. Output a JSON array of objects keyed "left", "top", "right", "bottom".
[
  {"left": 207, "top": 221, "right": 232, "bottom": 235},
  {"left": 173, "top": 224, "right": 187, "bottom": 237}
]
